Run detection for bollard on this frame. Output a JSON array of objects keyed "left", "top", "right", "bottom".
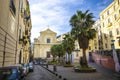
[
  {"left": 59, "top": 75, "right": 62, "bottom": 79},
  {"left": 55, "top": 73, "right": 58, "bottom": 76},
  {"left": 53, "top": 65, "right": 57, "bottom": 72},
  {"left": 46, "top": 64, "right": 48, "bottom": 68}
]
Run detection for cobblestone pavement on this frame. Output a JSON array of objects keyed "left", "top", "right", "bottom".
[
  {"left": 25, "top": 65, "right": 59, "bottom": 80},
  {"left": 47, "top": 63, "right": 120, "bottom": 80}
]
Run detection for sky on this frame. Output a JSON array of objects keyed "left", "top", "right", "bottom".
[{"left": 28, "top": 0, "right": 113, "bottom": 42}]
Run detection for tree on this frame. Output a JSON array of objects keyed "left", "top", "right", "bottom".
[
  {"left": 56, "top": 44, "right": 65, "bottom": 57},
  {"left": 50, "top": 45, "right": 58, "bottom": 62},
  {"left": 50, "top": 44, "right": 65, "bottom": 62},
  {"left": 63, "top": 33, "right": 75, "bottom": 64},
  {"left": 70, "top": 10, "right": 96, "bottom": 67}
]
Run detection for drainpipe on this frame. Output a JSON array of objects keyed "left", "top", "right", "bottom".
[{"left": 15, "top": 0, "right": 20, "bottom": 63}]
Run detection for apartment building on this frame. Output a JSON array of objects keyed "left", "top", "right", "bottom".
[
  {"left": 100, "top": 0, "right": 120, "bottom": 50},
  {"left": 0, "top": 0, "right": 32, "bottom": 67},
  {"left": 88, "top": 20, "right": 99, "bottom": 53}
]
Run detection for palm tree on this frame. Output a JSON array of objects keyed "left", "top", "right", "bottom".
[
  {"left": 70, "top": 10, "right": 96, "bottom": 67},
  {"left": 63, "top": 33, "right": 75, "bottom": 64}
]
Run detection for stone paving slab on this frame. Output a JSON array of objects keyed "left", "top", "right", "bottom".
[
  {"left": 25, "top": 65, "right": 59, "bottom": 80},
  {"left": 47, "top": 63, "right": 120, "bottom": 80}
]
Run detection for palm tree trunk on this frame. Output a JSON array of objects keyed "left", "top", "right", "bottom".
[{"left": 83, "top": 49, "right": 88, "bottom": 67}]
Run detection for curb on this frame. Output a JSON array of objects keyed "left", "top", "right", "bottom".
[{"left": 40, "top": 65, "right": 68, "bottom": 80}]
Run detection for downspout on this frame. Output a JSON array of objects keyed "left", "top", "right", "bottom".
[{"left": 15, "top": 0, "right": 20, "bottom": 63}]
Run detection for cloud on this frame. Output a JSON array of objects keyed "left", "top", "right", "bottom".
[
  {"left": 28, "top": 0, "right": 113, "bottom": 42},
  {"left": 29, "top": 0, "right": 84, "bottom": 42}
]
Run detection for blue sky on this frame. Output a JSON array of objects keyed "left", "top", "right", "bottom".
[{"left": 28, "top": 0, "right": 113, "bottom": 42}]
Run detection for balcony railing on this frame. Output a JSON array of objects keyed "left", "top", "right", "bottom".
[
  {"left": 107, "top": 22, "right": 112, "bottom": 27},
  {"left": 21, "top": 8, "right": 25, "bottom": 17},
  {"left": 9, "top": 0, "right": 16, "bottom": 15}
]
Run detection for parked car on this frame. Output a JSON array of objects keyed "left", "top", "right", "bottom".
[
  {"left": 28, "top": 62, "right": 34, "bottom": 72},
  {"left": 0, "top": 64, "right": 23, "bottom": 80},
  {"left": 22, "top": 63, "right": 29, "bottom": 76}
]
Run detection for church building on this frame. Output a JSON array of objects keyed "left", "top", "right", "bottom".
[{"left": 33, "top": 29, "right": 57, "bottom": 60}]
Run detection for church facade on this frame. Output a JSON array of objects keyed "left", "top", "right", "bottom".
[{"left": 33, "top": 29, "right": 57, "bottom": 60}]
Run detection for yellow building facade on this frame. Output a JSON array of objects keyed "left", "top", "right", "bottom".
[
  {"left": 100, "top": 0, "right": 120, "bottom": 50},
  {"left": 88, "top": 20, "right": 99, "bottom": 53},
  {"left": 34, "top": 29, "right": 57, "bottom": 60}
]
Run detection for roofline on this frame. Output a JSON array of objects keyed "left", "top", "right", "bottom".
[{"left": 100, "top": 1, "right": 114, "bottom": 16}]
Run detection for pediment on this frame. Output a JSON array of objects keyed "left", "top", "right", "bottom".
[{"left": 40, "top": 28, "right": 56, "bottom": 34}]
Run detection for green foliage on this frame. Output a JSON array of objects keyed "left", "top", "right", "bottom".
[
  {"left": 62, "top": 33, "right": 75, "bottom": 64},
  {"left": 50, "top": 44, "right": 65, "bottom": 57},
  {"left": 50, "top": 45, "right": 58, "bottom": 57},
  {"left": 70, "top": 10, "right": 96, "bottom": 50},
  {"left": 62, "top": 33, "right": 75, "bottom": 54},
  {"left": 75, "top": 66, "right": 94, "bottom": 70},
  {"left": 63, "top": 64, "right": 73, "bottom": 67},
  {"left": 74, "top": 66, "right": 96, "bottom": 72},
  {"left": 47, "top": 61, "right": 60, "bottom": 65},
  {"left": 56, "top": 44, "right": 65, "bottom": 57}
]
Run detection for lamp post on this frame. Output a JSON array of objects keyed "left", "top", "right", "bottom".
[{"left": 111, "top": 40, "right": 120, "bottom": 72}]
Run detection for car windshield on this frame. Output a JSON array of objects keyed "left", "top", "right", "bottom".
[
  {"left": 29, "top": 62, "right": 33, "bottom": 66},
  {"left": 0, "top": 68, "right": 17, "bottom": 80}
]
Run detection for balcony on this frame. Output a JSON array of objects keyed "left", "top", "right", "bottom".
[
  {"left": 9, "top": 0, "right": 16, "bottom": 15},
  {"left": 21, "top": 8, "right": 25, "bottom": 17},
  {"left": 25, "top": 30, "right": 28, "bottom": 35},
  {"left": 19, "top": 38, "right": 23, "bottom": 44},
  {"left": 107, "top": 22, "right": 112, "bottom": 27}
]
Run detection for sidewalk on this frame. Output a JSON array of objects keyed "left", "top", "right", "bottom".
[
  {"left": 47, "top": 63, "right": 120, "bottom": 80},
  {"left": 89, "top": 62, "right": 120, "bottom": 78}
]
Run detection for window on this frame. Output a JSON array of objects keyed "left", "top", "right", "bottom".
[
  {"left": 118, "top": 0, "right": 120, "bottom": 4},
  {"left": 116, "top": 28, "right": 119, "bottom": 35},
  {"left": 105, "top": 43, "right": 107, "bottom": 48},
  {"left": 109, "top": 31, "right": 113, "bottom": 37},
  {"left": 113, "top": 6, "right": 115, "bottom": 11},
  {"left": 107, "top": 11, "right": 109, "bottom": 15},
  {"left": 76, "top": 53, "right": 79, "bottom": 57},
  {"left": 103, "top": 22, "right": 104, "bottom": 27},
  {"left": 94, "top": 40, "right": 97, "bottom": 45},
  {"left": 118, "top": 39, "right": 120, "bottom": 46},
  {"left": 47, "top": 39, "right": 50, "bottom": 43},
  {"left": 47, "top": 52, "right": 50, "bottom": 58},
  {"left": 102, "top": 15, "right": 104, "bottom": 19},
  {"left": 19, "top": 27, "right": 23, "bottom": 40},
  {"left": 108, "top": 18, "right": 110, "bottom": 23},
  {"left": 89, "top": 46, "right": 91, "bottom": 50},
  {"left": 104, "top": 34, "right": 107, "bottom": 39},
  {"left": 95, "top": 47, "right": 97, "bottom": 49},
  {"left": 9, "top": 0, "right": 16, "bottom": 15},
  {"left": 114, "top": 14, "right": 117, "bottom": 20}
]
